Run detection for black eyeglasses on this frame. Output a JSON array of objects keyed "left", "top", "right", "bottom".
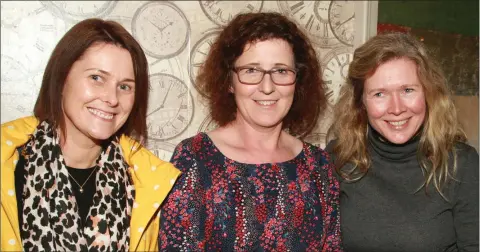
[{"left": 232, "top": 66, "right": 297, "bottom": 86}]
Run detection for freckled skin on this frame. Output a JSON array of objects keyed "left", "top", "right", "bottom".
[{"left": 363, "top": 58, "right": 426, "bottom": 144}]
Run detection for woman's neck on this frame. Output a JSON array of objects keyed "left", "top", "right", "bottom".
[
  {"left": 228, "top": 117, "right": 287, "bottom": 152},
  {"left": 59, "top": 130, "right": 102, "bottom": 169}
]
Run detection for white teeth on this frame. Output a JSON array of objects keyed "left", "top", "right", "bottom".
[
  {"left": 256, "top": 100, "right": 276, "bottom": 106},
  {"left": 88, "top": 108, "right": 114, "bottom": 120},
  {"left": 389, "top": 120, "right": 407, "bottom": 126}
]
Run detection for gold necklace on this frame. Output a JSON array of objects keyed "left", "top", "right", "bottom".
[{"left": 67, "top": 167, "right": 97, "bottom": 193}]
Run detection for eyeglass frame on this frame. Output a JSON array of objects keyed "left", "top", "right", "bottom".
[{"left": 231, "top": 65, "right": 298, "bottom": 86}]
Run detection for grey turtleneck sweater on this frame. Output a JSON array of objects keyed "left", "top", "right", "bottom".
[{"left": 326, "top": 128, "right": 479, "bottom": 252}]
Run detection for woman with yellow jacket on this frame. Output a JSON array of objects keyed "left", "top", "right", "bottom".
[{"left": 1, "top": 18, "right": 180, "bottom": 251}]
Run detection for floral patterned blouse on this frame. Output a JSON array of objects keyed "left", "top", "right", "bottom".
[{"left": 159, "top": 133, "right": 342, "bottom": 251}]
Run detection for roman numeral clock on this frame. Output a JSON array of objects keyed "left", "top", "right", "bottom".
[
  {"left": 321, "top": 46, "right": 353, "bottom": 106},
  {"left": 278, "top": 1, "right": 355, "bottom": 106},
  {"left": 189, "top": 30, "right": 221, "bottom": 89},
  {"left": 146, "top": 73, "right": 194, "bottom": 141},
  {"left": 277, "top": 0, "right": 342, "bottom": 49},
  {"left": 199, "top": 1, "right": 264, "bottom": 27},
  {"left": 130, "top": 1, "right": 194, "bottom": 145},
  {"left": 324, "top": 0, "right": 355, "bottom": 105},
  {"left": 329, "top": 0, "right": 355, "bottom": 47}
]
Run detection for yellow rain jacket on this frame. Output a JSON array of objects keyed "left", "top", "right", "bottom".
[{"left": 1, "top": 116, "right": 181, "bottom": 251}]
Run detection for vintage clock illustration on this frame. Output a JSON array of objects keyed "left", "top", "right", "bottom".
[
  {"left": 200, "top": 1, "right": 264, "bottom": 27},
  {"left": 132, "top": 1, "right": 190, "bottom": 59},
  {"left": 41, "top": 1, "right": 117, "bottom": 23},
  {"left": 304, "top": 132, "right": 327, "bottom": 148},
  {"left": 197, "top": 114, "right": 219, "bottom": 133},
  {"left": 189, "top": 30, "right": 221, "bottom": 86},
  {"left": 1, "top": 1, "right": 66, "bottom": 85},
  {"left": 106, "top": 15, "right": 184, "bottom": 78},
  {"left": 277, "top": 1, "right": 341, "bottom": 48},
  {"left": 1, "top": 54, "right": 30, "bottom": 84},
  {"left": 328, "top": 0, "right": 355, "bottom": 46},
  {"left": 322, "top": 47, "right": 353, "bottom": 105},
  {"left": 146, "top": 139, "right": 177, "bottom": 155},
  {"left": 106, "top": 15, "right": 132, "bottom": 32},
  {"left": 146, "top": 73, "right": 194, "bottom": 141},
  {"left": 1, "top": 1, "right": 55, "bottom": 29}
]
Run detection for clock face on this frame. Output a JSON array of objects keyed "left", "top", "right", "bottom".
[
  {"left": 146, "top": 140, "right": 177, "bottom": 155},
  {"left": 106, "top": 15, "right": 184, "bottom": 78},
  {"left": 1, "top": 54, "right": 30, "bottom": 84},
  {"left": 1, "top": 93, "right": 38, "bottom": 123},
  {"left": 1, "top": 1, "right": 66, "bottom": 86},
  {"left": 132, "top": 1, "right": 190, "bottom": 59},
  {"left": 41, "top": 1, "right": 117, "bottom": 22},
  {"left": 328, "top": 0, "right": 355, "bottom": 46},
  {"left": 1, "top": 1, "right": 47, "bottom": 28},
  {"left": 197, "top": 114, "right": 219, "bottom": 133},
  {"left": 322, "top": 47, "right": 353, "bottom": 105},
  {"left": 146, "top": 73, "right": 194, "bottom": 141},
  {"left": 189, "top": 30, "right": 221, "bottom": 86},
  {"left": 200, "top": 1, "right": 264, "bottom": 26},
  {"left": 277, "top": 0, "right": 341, "bottom": 48}
]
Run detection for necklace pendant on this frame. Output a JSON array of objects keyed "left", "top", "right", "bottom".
[{"left": 79, "top": 188, "right": 84, "bottom": 193}]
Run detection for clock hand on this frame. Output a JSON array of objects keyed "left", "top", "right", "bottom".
[
  {"left": 160, "top": 83, "right": 173, "bottom": 107},
  {"left": 148, "top": 20, "right": 166, "bottom": 33},
  {"left": 334, "top": 15, "right": 354, "bottom": 29},
  {"left": 147, "top": 83, "right": 173, "bottom": 116},
  {"left": 159, "top": 22, "right": 173, "bottom": 32}
]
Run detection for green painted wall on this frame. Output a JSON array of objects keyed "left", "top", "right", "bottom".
[{"left": 378, "top": 0, "right": 479, "bottom": 36}]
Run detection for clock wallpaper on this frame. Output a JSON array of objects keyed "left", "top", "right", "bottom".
[{"left": 1, "top": 0, "right": 356, "bottom": 159}]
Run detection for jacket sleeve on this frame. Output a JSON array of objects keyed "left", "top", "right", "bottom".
[{"left": 453, "top": 144, "right": 479, "bottom": 251}]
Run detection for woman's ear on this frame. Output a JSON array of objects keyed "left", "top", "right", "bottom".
[{"left": 229, "top": 85, "right": 234, "bottom": 93}]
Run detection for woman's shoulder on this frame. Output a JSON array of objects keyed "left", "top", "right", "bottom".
[
  {"left": 1, "top": 116, "right": 38, "bottom": 163},
  {"left": 1, "top": 116, "right": 39, "bottom": 138},
  {"left": 302, "top": 141, "right": 334, "bottom": 166},
  {"left": 454, "top": 141, "right": 478, "bottom": 155},
  {"left": 119, "top": 135, "right": 180, "bottom": 175},
  {"left": 173, "top": 132, "right": 211, "bottom": 154},
  {"left": 169, "top": 132, "right": 217, "bottom": 165},
  {"left": 453, "top": 141, "right": 479, "bottom": 175}
]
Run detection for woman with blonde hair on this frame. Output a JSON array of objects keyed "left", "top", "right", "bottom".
[{"left": 327, "top": 32, "right": 478, "bottom": 251}]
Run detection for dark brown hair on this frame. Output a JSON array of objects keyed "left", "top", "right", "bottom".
[
  {"left": 195, "top": 12, "right": 325, "bottom": 137},
  {"left": 34, "top": 18, "right": 149, "bottom": 143}
]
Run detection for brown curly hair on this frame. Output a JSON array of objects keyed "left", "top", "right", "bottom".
[{"left": 195, "top": 12, "right": 326, "bottom": 137}]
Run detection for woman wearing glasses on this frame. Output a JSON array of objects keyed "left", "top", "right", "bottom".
[{"left": 159, "top": 12, "right": 342, "bottom": 251}]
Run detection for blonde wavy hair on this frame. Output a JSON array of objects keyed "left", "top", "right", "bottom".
[{"left": 328, "top": 32, "right": 466, "bottom": 199}]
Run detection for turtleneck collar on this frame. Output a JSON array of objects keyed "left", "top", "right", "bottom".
[{"left": 368, "top": 124, "right": 420, "bottom": 161}]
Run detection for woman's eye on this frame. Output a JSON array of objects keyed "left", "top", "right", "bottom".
[
  {"left": 245, "top": 68, "right": 258, "bottom": 74},
  {"left": 275, "top": 69, "right": 288, "bottom": 74},
  {"left": 119, "top": 84, "right": 132, "bottom": 91},
  {"left": 90, "top": 75, "right": 101, "bottom": 81},
  {"left": 373, "top": 92, "right": 383, "bottom": 97},
  {"left": 405, "top": 88, "right": 414, "bottom": 93}
]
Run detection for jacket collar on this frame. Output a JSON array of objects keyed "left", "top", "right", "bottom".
[{"left": 1, "top": 116, "right": 181, "bottom": 251}]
